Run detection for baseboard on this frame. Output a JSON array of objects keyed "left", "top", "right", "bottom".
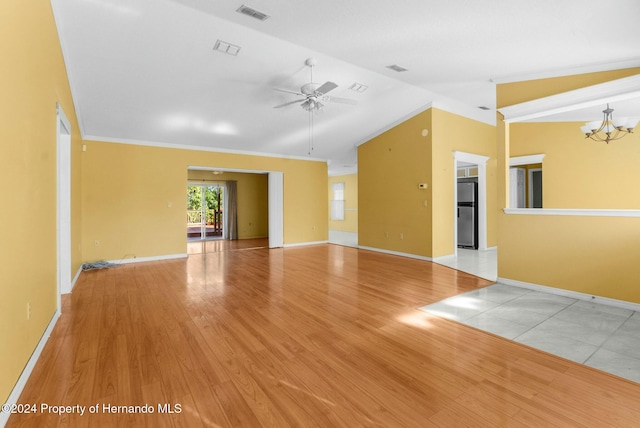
[
  {"left": 434, "top": 246, "right": 497, "bottom": 263},
  {"left": 433, "top": 254, "right": 456, "bottom": 263},
  {"left": 358, "top": 246, "right": 433, "bottom": 262},
  {"left": 0, "top": 310, "right": 60, "bottom": 428},
  {"left": 497, "top": 277, "right": 640, "bottom": 312},
  {"left": 107, "top": 253, "right": 188, "bottom": 265},
  {"left": 69, "top": 265, "right": 82, "bottom": 293},
  {"left": 328, "top": 231, "right": 358, "bottom": 248},
  {"left": 329, "top": 241, "right": 359, "bottom": 249},
  {"left": 283, "top": 240, "right": 328, "bottom": 248}
]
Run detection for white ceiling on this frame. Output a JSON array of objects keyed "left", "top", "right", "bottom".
[{"left": 51, "top": 0, "right": 640, "bottom": 175}]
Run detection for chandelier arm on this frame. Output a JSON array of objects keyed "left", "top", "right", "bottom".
[{"left": 583, "top": 103, "right": 636, "bottom": 144}]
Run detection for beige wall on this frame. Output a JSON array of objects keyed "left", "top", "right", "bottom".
[
  {"left": 497, "top": 68, "right": 640, "bottom": 108},
  {"left": 188, "top": 170, "right": 269, "bottom": 239},
  {"left": 510, "top": 122, "right": 640, "bottom": 208},
  {"left": 358, "top": 108, "right": 497, "bottom": 258},
  {"left": 500, "top": 214, "right": 640, "bottom": 303},
  {"left": 328, "top": 174, "right": 358, "bottom": 233},
  {"left": 497, "top": 67, "right": 640, "bottom": 304},
  {"left": 358, "top": 110, "right": 433, "bottom": 256},
  {"left": 81, "top": 141, "right": 328, "bottom": 262},
  {"left": 0, "top": 0, "right": 83, "bottom": 404},
  {"left": 431, "top": 108, "right": 497, "bottom": 256}
]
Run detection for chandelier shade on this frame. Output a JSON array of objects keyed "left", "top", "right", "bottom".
[{"left": 581, "top": 104, "right": 638, "bottom": 144}]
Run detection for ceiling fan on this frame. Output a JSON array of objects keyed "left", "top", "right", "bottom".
[
  {"left": 272, "top": 58, "right": 357, "bottom": 154},
  {"left": 272, "top": 58, "right": 357, "bottom": 111}
]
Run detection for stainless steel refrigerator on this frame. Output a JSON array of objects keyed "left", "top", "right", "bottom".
[{"left": 457, "top": 182, "right": 478, "bottom": 249}]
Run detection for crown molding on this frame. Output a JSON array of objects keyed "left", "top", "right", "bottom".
[
  {"left": 498, "top": 74, "right": 640, "bottom": 123},
  {"left": 82, "top": 135, "right": 328, "bottom": 163}
]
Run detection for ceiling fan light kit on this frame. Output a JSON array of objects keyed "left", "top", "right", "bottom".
[
  {"left": 580, "top": 104, "right": 638, "bottom": 144},
  {"left": 273, "top": 58, "right": 359, "bottom": 154}
]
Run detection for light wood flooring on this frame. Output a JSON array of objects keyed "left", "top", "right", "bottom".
[{"left": 8, "top": 243, "right": 640, "bottom": 427}]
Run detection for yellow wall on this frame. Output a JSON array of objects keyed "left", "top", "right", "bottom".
[
  {"left": 431, "top": 108, "right": 497, "bottom": 256},
  {"left": 0, "top": 0, "right": 83, "bottom": 404},
  {"left": 511, "top": 122, "right": 640, "bottom": 208},
  {"left": 497, "top": 67, "right": 640, "bottom": 303},
  {"left": 81, "top": 141, "right": 327, "bottom": 262},
  {"left": 328, "top": 174, "right": 358, "bottom": 233},
  {"left": 358, "top": 110, "right": 433, "bottom": 256},
  {"left": 358, "top": 108, "right": 496, "bottom": 258},
  {"left": 497, "top": 68, "right": 640, "bottom": 108},
  {"left": 500, "top": 214, "right": 640, "bottom": 302},
  {"left": 188, "top": 170, "right": 269, "bottom": 239}
]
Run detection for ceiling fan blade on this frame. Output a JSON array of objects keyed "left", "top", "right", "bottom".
[
  {"left": 273, "top": 87, "right": 304, "bottom": 96},
  {"left": 273, "top": 99, "right": 303, "bottom": 109},
  {"left": 323, "top": 96, "right": 358, "bottom": 105},
  {"left": 315, "top": 81, "right": 338, "bottom": 95}
]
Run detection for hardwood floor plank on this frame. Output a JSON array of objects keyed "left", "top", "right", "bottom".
[
  {"left": 220, "top": 356, "right": 291, "bottom": 427},
  {"left": 237, "top": 349, "right": 337, "bottom": 427},
  {"left": 211, "top": 381, "right": 262, "bottom": 428},
  {"left": 7, "top": 243, "right": 640, "bottom": 427}
]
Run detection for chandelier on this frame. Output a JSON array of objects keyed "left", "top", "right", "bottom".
[{"left": 580, "top": 104, "right": 638, "bottom": 144}]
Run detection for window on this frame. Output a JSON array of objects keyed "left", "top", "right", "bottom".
[{"left": 331, "top": 182, "right": 345, "bottom": 220}]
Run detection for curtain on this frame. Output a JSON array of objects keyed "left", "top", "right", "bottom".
[{"left": 225, "top": 180, "right": 238, "bottom": 240}]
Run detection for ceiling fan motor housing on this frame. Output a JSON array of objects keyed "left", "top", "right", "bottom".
[{"left": 301, "top": 83, "right": 319, "bottom": 95}]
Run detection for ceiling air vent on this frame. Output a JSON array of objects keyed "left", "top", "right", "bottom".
[
  {"left": 349, "top": 83, "right": 368, "bottom": 93},
  {"left": 213, "top": 40, "right": 241, "bottom": 56},
  {"left": 386, "top": 64, "right": 408, "bottom": 72},
  {"left": 236, "top": 5, "right": 269, "bottom": 21}
]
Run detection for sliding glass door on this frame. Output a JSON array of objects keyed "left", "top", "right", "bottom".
[{"left": 186, "top": 184, "right": 224, "bottom": 241}]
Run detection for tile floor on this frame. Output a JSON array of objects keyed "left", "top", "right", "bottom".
[
  {"left": 421, "top": 283, "right": 640, "bottom": 384},
  {"left": 328, "top": 237, "right": 640, "bottom": 383},
  {"left": 433, "top": 247, "right": 498, "bottom": 281}
]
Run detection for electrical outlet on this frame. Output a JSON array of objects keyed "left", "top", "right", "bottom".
[
  {"left": 27, "top": 302, "right": 31, "bottom": 320},
  {"left": 385, "top": 232, "right": 389, "bottom": 238},
  {"left": 94, "top": 240, "right": 100, "bottom": 247},
  {"left": 400, "top": 233, "right": 404, "bottom": 240}
]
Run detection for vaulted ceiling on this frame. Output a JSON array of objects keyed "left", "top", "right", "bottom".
[{"left": 52, "top": 0, "right": 640, "bottom": 175}]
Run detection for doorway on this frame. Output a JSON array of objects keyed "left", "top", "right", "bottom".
[
  {"left": 453, "top": 151, "right": 489, "bottom": 254},
  {"left": 187, "top": 184, "right": 224, "bottom": 241},
  {"left": 56, "top": 104, "right": 72, "bottom": 312},
  {"left": 529, "top": 168, "right": 543, "bottom": 208},
  {"left": 434, "top": 151, "right": 496, "bottom": 280},
  {"left": 188, "top": 167, "right": 283, "bottom": 249}
]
